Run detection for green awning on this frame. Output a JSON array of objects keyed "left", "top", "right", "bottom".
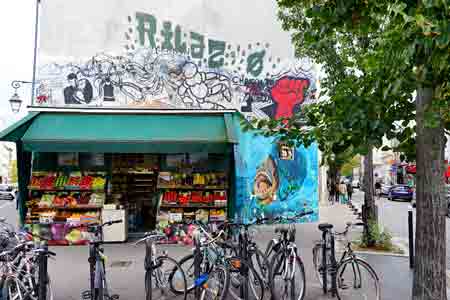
[
  {"left": 0, "top": 112, "right": 40, "bottom": 142},
  {"left": 17, "top": 112, "right": 236, "bottom": 153}
]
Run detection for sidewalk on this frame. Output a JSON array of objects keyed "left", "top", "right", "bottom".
[
  {"left": 320, "top": 202, "right": 413, "bottom": 300},
  {"left": 46, "top": 202, "right": 414, "bottom": 300}
]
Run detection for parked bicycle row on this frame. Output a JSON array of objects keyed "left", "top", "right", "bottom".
[{"left": 0, "top": 211, "right": 380, "bottom": 300}]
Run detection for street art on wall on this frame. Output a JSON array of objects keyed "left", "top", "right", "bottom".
[
  {"left": 35, "top": 11, "right": 318, "bottom": 121},
  {"left": 34, "top": 4, "right": 319, "bottom": 223},
  {"left": 234, "top": 126, "right": 319, "bottom": 223}
]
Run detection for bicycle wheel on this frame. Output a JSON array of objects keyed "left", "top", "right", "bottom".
[
  {"left": 2, "top": 276, "right": 23, "bottom": 300},
  {"left": 200, "top": 263, "right": 230, "bottom": 300},
  {"left": 94, "top": 260, "right": 104, "bottom": 300},
  {"left": 270, "top": 249, "right": 306, "bottom": 300},
  {"left": 170, "top": 254, "right": 197, "bottom": 293},
  {"left": 335, "top": 258, "right": 380, "bottom": 300},
  {"left": 150, "top": 256, "right": 187, "bottom": 300},
  {"left": 249, "top": 247, "right": 271, "bottom": 289},
  {"left": 227, "top": 256, "right": 265, "bottom": 300},
  {"left": 313, "top": 243, "right": 332, "bottom": 293}
]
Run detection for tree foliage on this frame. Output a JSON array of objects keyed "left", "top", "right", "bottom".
[
  {"left": 245, "top": 1, "right": 450, "bottom": 299},
  {"left": 9, "top": 160, "right": 17, "bottom": 184}
]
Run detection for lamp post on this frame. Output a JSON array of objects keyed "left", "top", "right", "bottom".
[{"left": 9, "top": 80, "right": 32, "bottom": 113}]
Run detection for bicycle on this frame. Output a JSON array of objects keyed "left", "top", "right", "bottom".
[
  {"left": 81, "top": 220, "right": 122, "bottom": 300},
  {"left": 134, "top": 231, "right": 187, "bottom": 300},
  {"left": 170, "top": 222, "right": 231, "bottom": 300},
  {"left": 312, "top": 222, "right": 380, "bottom": 300},
  {"left": 266, "top": 210, "right": 314, "bottom": 300},
  {"left": 1, "top": 231, "right": 55, "bottom": 300},
  {"left": 221, "top": 219, "right": 270, "bottom": 300}
]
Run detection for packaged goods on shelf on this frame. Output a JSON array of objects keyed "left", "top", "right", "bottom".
[
  {"left": 168, "top": 209, "right": 183, "bottom": 222},
  {"left": 210, "top": 209, "right": 226, "bottom": 222}
]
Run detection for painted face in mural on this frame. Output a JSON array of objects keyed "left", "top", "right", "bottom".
[{"left": 253, "top": 156, "right": 279, "bottom": 206}]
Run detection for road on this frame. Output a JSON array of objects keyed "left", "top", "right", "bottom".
[
  {"left": 0, "top": 198, "right": 17, "bottom": 227},
  {"left": 352, "top": 189, "right": 450, "bottom": 268}
]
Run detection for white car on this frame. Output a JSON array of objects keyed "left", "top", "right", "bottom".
[
  {"left": 380, "top": 184, "right": 392, "bottom": 196},
  {"left": 0, "top": 185, "right": 15, "bottom": 201}
]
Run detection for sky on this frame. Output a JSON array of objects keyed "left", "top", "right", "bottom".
[{"left": 0, "top": 1, "right": 35, "bottom": 129}]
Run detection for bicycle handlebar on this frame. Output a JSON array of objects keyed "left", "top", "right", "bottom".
[
  {"left": 224, "top": 210, "right": 315, "bottom": 228},
  {"left": 102, "top": 220, "right": 123, "bottom": 227}
]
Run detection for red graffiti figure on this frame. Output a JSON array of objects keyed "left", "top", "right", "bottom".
[{"left": 270, "top": 77, "right": 310, "bottom": 119}]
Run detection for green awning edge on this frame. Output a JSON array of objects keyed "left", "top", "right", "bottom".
[
  {"left": 0, "top": 112, "right": 40, "bottom": 142},
  {"left": 224, "top": 113, "right": 238, "bottom": 144}
]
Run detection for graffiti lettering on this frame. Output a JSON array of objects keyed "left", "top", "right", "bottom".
[
  {"left": 208, "top": 39, "right": 226, "bottom": 69},
  {"left": 174, "top": 25, "right": 186, "bottom": 54},
  {"left": 134, "top": 12, "right": 271, "bottom": 76},
  {"left": 160, "top": 21, "right": 174, "bottom": 51},
  {"left": 190, "top": 32, "right": 205, "bottom": 59},
  {"left": 136, "top": 12, "right": 157, "bottom": 48},
  {"left": 247, "top": 50, "right": 266, "bottom": 77}
]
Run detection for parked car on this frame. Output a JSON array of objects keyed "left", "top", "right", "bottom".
[
  {"left": 352, "top": 179, "right": 360, "bottom": 189},
  {"left": 387, "top": 184, "right": 413, "bottom": 201},
  {"left": 0, "top": 184, "right": 15, "bottom": 201},
  {"left": 380, "top": 184, "right": 392, "bottom": 196}
]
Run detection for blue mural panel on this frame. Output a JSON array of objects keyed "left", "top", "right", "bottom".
[{"left": 234, "top": 128, "right": 318, "bottom": 223}]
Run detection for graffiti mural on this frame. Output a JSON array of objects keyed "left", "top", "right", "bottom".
[
  {"left": 35, "top": 11, "right": 318, "bottom": 120},
  {"left": 36, "top": 49, "right": 316, "bottom": 118},
  {"left": 234, "top": 126, "right": 319, "bottom": 223}
]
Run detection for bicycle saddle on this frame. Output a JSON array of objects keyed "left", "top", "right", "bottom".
[
  {"left": 275, "top": 225, "right": 289, "bottom": 234},
  {"left": 318, "top": 223, "right": 333, "bottom": 231}
]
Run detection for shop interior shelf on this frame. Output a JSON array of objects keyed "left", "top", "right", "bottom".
[
  {"left": 160, "top": 204, "right": 228, "bottom": 209},
  {"left": 157, "top": 185, "right": 228, "bottom": 190},
  {"left": 132, "top": 179, "right": 155, "bottom": 182}
]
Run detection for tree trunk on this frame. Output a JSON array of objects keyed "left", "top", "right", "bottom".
[
  {"left": 412, "top": 86, "right": 446, "bottom": 300},
  {"left": 363, "top": 147, "right": 377, "bottom": 246}
]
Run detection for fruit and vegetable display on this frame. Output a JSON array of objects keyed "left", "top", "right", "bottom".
[
  {"left": 29, "top": 172, "right": 106, "bottom": 190},
  {"left": 27, "top": 191, "right": 104, "bottom": 208},
  {"left": 25, "top": 209, "right": 100, "bottom": 225},
  {"left": 161, "top": 190, "right": 228, "bottom": 207},
  {"left": 157, "top": 172, "right": 227, "bottom": 188},
  {"left": 26, "top": 170, "right": 105, "bottom": 246},
  {"left": 24, "top": 223, "right": 94, "bottom": 246},
  {"left": 156, "top": 207, "right": 226, "bottom": 245}
]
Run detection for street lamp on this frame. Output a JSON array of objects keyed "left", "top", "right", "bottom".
[{"left": 9, "top": 80, "right": 32, "bottom": 113}]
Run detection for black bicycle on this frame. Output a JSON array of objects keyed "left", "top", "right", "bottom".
[
  {"left": 312, "top": 222, "right": 380, "bottom": 300},
  {"left": 266, "top": 211, "right": 313, "bottom": 300},
  {"left": 81, "top": 220, "right": 122, "bottom": 300},
  {"left": 221, "top": 219, "right": 270, "bottom": 300},
  {"left": 135, "top": 231, "right": 187, "bottom": 300}
]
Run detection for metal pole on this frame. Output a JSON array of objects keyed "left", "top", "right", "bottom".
[
  {"left": 408, "top": 207, "right": 414, "bottom": 268},
  {"left": 194, "top": 234, "right": 201, "bottom": 300},
  {"left": 38, "top": 243, "right": 48, "bottom": 300},
  {"left": 31, "top": 0, "right": 41, "bottom": 106}
]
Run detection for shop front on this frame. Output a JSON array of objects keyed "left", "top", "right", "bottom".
[{"left": 0, "top": 109, "right": 238, "bottom": 245}]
